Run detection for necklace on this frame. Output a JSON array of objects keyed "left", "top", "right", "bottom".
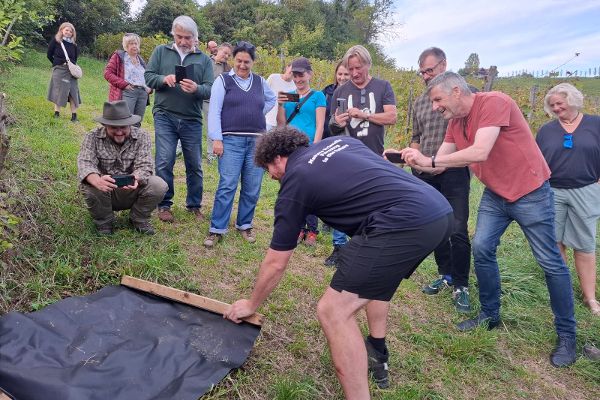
[{"left": 560, "top": 112, "right": 580, "bottom": 125}]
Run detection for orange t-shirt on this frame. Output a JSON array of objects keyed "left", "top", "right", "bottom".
[{"left": 444, "top": 92, "right": 550, "bottom": 202}]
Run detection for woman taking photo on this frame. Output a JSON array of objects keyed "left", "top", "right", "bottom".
[
  {"left": 322, "top": 61, "right": 350, "bottom": 139},
  {"left": 277, "top": 57, "right": 326, "bottom": 246},
  {"left": 204, "top": 41, "right": 276, "bottom": 248},
  {"left": 103, "top": 33, "right": 152, "bottom": 127},
  {"left": 536, "top": 83, "right": 600, "bottom": 316},
  {"left": 47, "top": 22, "right": 81, "bottom": 122}
]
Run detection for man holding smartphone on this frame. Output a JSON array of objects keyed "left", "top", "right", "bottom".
[{"left": 77, "top": 101, "right": 167, "bottom": 235}]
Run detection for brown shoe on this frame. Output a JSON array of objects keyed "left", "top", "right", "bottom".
[
  {"left": 204, "top": 232, "right": 222, "bottom": 248},
  {"left": 157, "top": 207, "right": 174, "bottom": 223},
  {"left": 186, "top": 207, "right": 204, "bottom": 220},
  {"left": 239, "top": 228, "right": 256, "bottom": 243}
]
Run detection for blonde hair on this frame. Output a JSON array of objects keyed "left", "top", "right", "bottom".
[
  {"left": 55, "top": 22, "right": 76, "bottom": 44},
  {"left": 342, "top": 45, "right": 372, "bottom": 68},
  {"left": 122, "top": 33, "right": 141, "bottom": 51},
  {"left": 543, "top": 83, "right": 584, "bottom": 116}
]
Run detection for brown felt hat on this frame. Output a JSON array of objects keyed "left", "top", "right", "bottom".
[{"left": 94, "top": 101, "right": 141, "bottom": 126}]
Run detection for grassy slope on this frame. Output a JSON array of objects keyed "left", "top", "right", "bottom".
[{"left": 0, "top": 51, "right": 598, "bottom": 399}]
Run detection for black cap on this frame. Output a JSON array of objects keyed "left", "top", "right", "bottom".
[{"left": 291, "top": 57, "right": 312, "bottom": 73}]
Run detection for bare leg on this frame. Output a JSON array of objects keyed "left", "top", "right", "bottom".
[
  {"left": 317, "top": 287, "right": 371, "bottom": 400},
  {"left": 53, "top": 103, "right": 60, "bottom": 112},
  {"left": 366, "top": 300, "right": 390, "bottom": 338},
  {"left": 573, "top": 250, "right": 597, "bottom": 303}
]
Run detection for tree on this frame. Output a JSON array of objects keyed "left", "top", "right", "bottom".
[
  {"left": 458, "top": 53, "right": 480, "bottom": 76},
  {"left": 135, "top": 0, "right": 202, "bottom": 37}
]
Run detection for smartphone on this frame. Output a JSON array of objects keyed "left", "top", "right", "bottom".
[
  {"left": 336, "top": 98, "right": 347, "bottom": 113},
  {"left": 175, "top": 64, "right": 193, "bottom": 83},
  {"left": 112, "top": 174, "right": 135, "bottom": 187},
  {"left": 384, "top": 152, "right": 405, "bottom": 164},
  {"left": 279, "top": 92, "right": 300, "bottom": 102}
]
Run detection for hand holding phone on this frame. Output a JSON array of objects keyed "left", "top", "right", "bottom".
[
  {"left": 111, "top": 174, "right": 135, "bottom": 187},
  {"left": 336, "top": 98, "right": 347, "bottom": 114},
  {"left": 384, "top": 151, "right": 405, "bottom": 164},
  {"left": 278, "top": 92, "right": 300, "bottom": 102}
]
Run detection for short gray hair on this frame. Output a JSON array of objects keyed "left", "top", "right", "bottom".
[
  {"left": 427, "top": 71, "right": 471, "bottom": 96},
  {"left": 171, "top": 15, "right": 198, "bottom": 40},
  {"left": 219, "top": 42, "right": 233, "bottom": 50},
  {"left": 418, "top": 47, "right": 446, "bottom": 67},
  {"left": 342, "top": 45, "right": 372, "bottom": 68},
  {"left": 543, "top": 83, "right": 584, "bottom": 115},
  {"left": 122, "top": 33, "right": 140, "bottom": 50}
]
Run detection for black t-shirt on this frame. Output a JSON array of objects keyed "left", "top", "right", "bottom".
[
  {"left": 536, "top": 114, "right": 600, "bottom": 189},
  {"left": 270, "top": 137, "right": 452, "bottom": 251},
  {"left": 330, "top": 78, "right": 396, "bottom": 155}
]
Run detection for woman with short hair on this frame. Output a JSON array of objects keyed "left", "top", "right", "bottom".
[
  {"left": 103, "top": 33, "right": 152, "bottom": 126},
  {"left": 536, "top": 83, "right": 600, "bottom": 316},
  {"left": 47, "top": 22, "right": 81, "bottom": 122}
]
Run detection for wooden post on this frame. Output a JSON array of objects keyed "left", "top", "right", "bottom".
[
  {"left": 528, "top": 85, "right": 539, "bottom": 122},
  {"left": 0, "top": 93, "right": 10, "bottom": 173},
  {"left": 120, "top": 276, "right": 264, "bottom": 326},
  {"left": 483, "top": 66, "right": 498, "bottom": 92}
]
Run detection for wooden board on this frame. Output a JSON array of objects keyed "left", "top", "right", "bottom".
[{"left": 120, "top": 276, "right": 263, "bottom": 326}]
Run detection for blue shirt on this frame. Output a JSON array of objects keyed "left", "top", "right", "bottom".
[
  {"left": 208, "top": 70, "right": 276, "bottom": 140},
  {"left": 283, "top": 90, "right": 327, "bottom": 143}
]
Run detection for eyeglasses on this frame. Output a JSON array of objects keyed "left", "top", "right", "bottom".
[
  {"left": 563, "top": 134, "right": 573, "bottom": 149},
  {"left": 360, "top": 88, "right": 366, "bottom": 104},
  {"left": 419, "top": 58, "right": 445, "bottom": 76}
]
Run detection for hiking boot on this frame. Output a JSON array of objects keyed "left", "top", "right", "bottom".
[
  {"left": 583, "top": 344, "right": 600, "bottom": 361},
  {"left": 324, "top": 245, "right": 342, "bottom": 267},
  {"left": 365, "top": 338, "right": 389, "bottom": 389},
  {"left": 70, "top": 113, "right": 78, "bottom": 122},
  {"left": 204, "top": 232, "right": 222, "bottom": 248},
  {"left": 239, "top": 228, "right": 256, "bottom": 243},
  {"left": 157, "top": 207, "right": 174, "bottom": 223},
  {"left": 304, "top": 232, "right": 318, "bottom": 246},
  {"left": 186, "top": 207, "right": 204, "bottom": 220},
  {"left": 297, "top": 230, "right": 305, "bottom": 244},
  {"left": 131, "top": 220, "right": 155, "bottom": 235},
  {"left": 456, "top": 313, "right": 500, "bottom": 332},
  {"left": 422, "top": 276, "right": 452, "bottom": 295},
  {"left": 453, "top": 286, "right": 471, "bottom": 313},
  {"left": 550, "top": 336, "right": 576, "bottom": 367},
  {"left": 96, "top": 222, "right": 114, "bottom": 235}
]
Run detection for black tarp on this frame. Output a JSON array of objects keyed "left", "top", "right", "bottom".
[{"left": 0, "top": 285, "right": 261, "bottom": 400}]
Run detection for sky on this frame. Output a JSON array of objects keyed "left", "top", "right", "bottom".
[{"left": 129, "top": 0, "right": 600, "bottom": 76}]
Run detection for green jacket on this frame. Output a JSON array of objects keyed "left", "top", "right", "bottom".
[{"left": 144, "top": 43, "right": 213, "bottom": 120}]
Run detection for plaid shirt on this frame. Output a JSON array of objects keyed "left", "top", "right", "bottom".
[
  {"left": 411, "top": 91, "right": 448, "bottom": 157},
  {"left": 77, "top": 126, "right": 154, "bottom": 186}
]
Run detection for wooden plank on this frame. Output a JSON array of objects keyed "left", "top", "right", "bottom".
[{"left": 120, "top": 276, "right": 263, "bottom": 326}]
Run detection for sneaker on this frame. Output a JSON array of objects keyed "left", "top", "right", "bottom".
[
  {"left": 186, "top": 207, "right": 204, "bottom": 220},
  {"left": 204, "top": 232, "right": 222, "bottom": 248},
  {"left": 297, "top": 230, "right": 305, "bottom": 244},
  {"left": 422, "top": 276, "right": 452, "bottom": 295},
  {"left": 550, "top": 336, "right": 576, "bottom": 367},
  {"left": 364, "top": 339, "right": 389, "bottom": 389},
  {"left": 583, "top": 344, "right": 600, "bottom": 361},
  {"left": 456, "top": 313, "right": 500, "bottom": 332},
  {"left": 239, "top": 228, "right": 256, "bottom": 243},
  {"left": 453, "top": 286, "right": 471, "bottom": 313},
  {"left": 96, "top": 222, "right": 114, "bottom": 235},
  {"left": 304, "top": 231, "right": 318, "bottom": 246},
  {"left": 131, "top": 220, "right": 155, "bottom": 235},
  {"left": 157, "top": 207, "right": 174, "bottom": 223},
  {"left": 324, "top": 245, "right": 342, "bottom": 267}
]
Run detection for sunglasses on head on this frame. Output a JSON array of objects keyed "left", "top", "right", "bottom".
[{"left": 563, "top": 134, "right": 573, "bottom": 149}]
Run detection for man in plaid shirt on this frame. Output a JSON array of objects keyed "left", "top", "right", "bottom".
[
  {"left": 410, "top": 47, "right": 474, "bottom": 313},
  {"left": 77, "top": 101, "right": 167, "bottom": 235}
]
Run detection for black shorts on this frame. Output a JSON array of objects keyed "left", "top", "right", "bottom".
[{"left": 330, "top": 213, "right": 453, "bottom": 301}]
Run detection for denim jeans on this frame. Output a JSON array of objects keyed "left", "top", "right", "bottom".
[
  {"left": 332, "top": 229, "right": 348, "bottom": 246},
  {"left": 154, "top": 111, "right": 203, "bottom": 209},
  {"left": 415, "top": 167, "right": 471, "bottom": 287},
  {"left": 472, "top": 181, "right": 576, "bottom": 338},
  {"left": 209, "top": 135, "right": 263, "bottom": 233}
]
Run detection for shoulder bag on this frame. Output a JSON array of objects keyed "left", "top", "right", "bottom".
[{"left": 59, "top": 41, "right": 83, "bottom": 79}]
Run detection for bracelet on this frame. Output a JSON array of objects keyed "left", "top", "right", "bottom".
[{"left": 431, "top": 155, "right": 436, "bottom": 168}]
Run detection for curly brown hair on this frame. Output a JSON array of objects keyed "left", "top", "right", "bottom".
[{"left": 254, "top": 127, "right": 309, "bottom": 169}]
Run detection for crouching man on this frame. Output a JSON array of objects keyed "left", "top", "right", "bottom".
[
  {"left": 77, "top": 100, "right": 167, "bottom": 235},
  {"left": 224, "top": 127, "right": 453, "bottom": 399}
]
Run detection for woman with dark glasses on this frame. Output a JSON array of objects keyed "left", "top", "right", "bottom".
[{"left": 536, "top": 83, "right": 600, "bottom": 316}]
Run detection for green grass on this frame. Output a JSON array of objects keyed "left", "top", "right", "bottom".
[{"left": 1, "top": 51, "right": 599, "bottom": 399}]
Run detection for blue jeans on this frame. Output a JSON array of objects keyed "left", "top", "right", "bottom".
[
  {"left": 209, "top": 135, "right": 263, "bottom": 233},
  {"left": 154, "top": 111, "right": 203, "bottom": 209},
  {"left": 415, "top": 167, "right": 471, "bottom": 287},
  {"left": 332, "top": 229, "right": 348, "bottom": 246},
  {"left": 472, "top": 181, "right": 576, "bottom": 338}
]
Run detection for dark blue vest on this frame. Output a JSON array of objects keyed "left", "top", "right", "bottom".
[{"left": 220, "top": 73, "right": 266, "bottom": 133}]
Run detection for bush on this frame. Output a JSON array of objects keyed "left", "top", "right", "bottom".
[{"left": 92, "top": 33, "right": 169, "bottom": 62}]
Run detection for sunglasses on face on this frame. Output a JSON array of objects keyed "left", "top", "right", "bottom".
[
  {"left": 563, "top": 134, "right": 573, "bottom": 149},
  {"left": 419, "top": 58, "right": 445, "bottom": 76}
]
